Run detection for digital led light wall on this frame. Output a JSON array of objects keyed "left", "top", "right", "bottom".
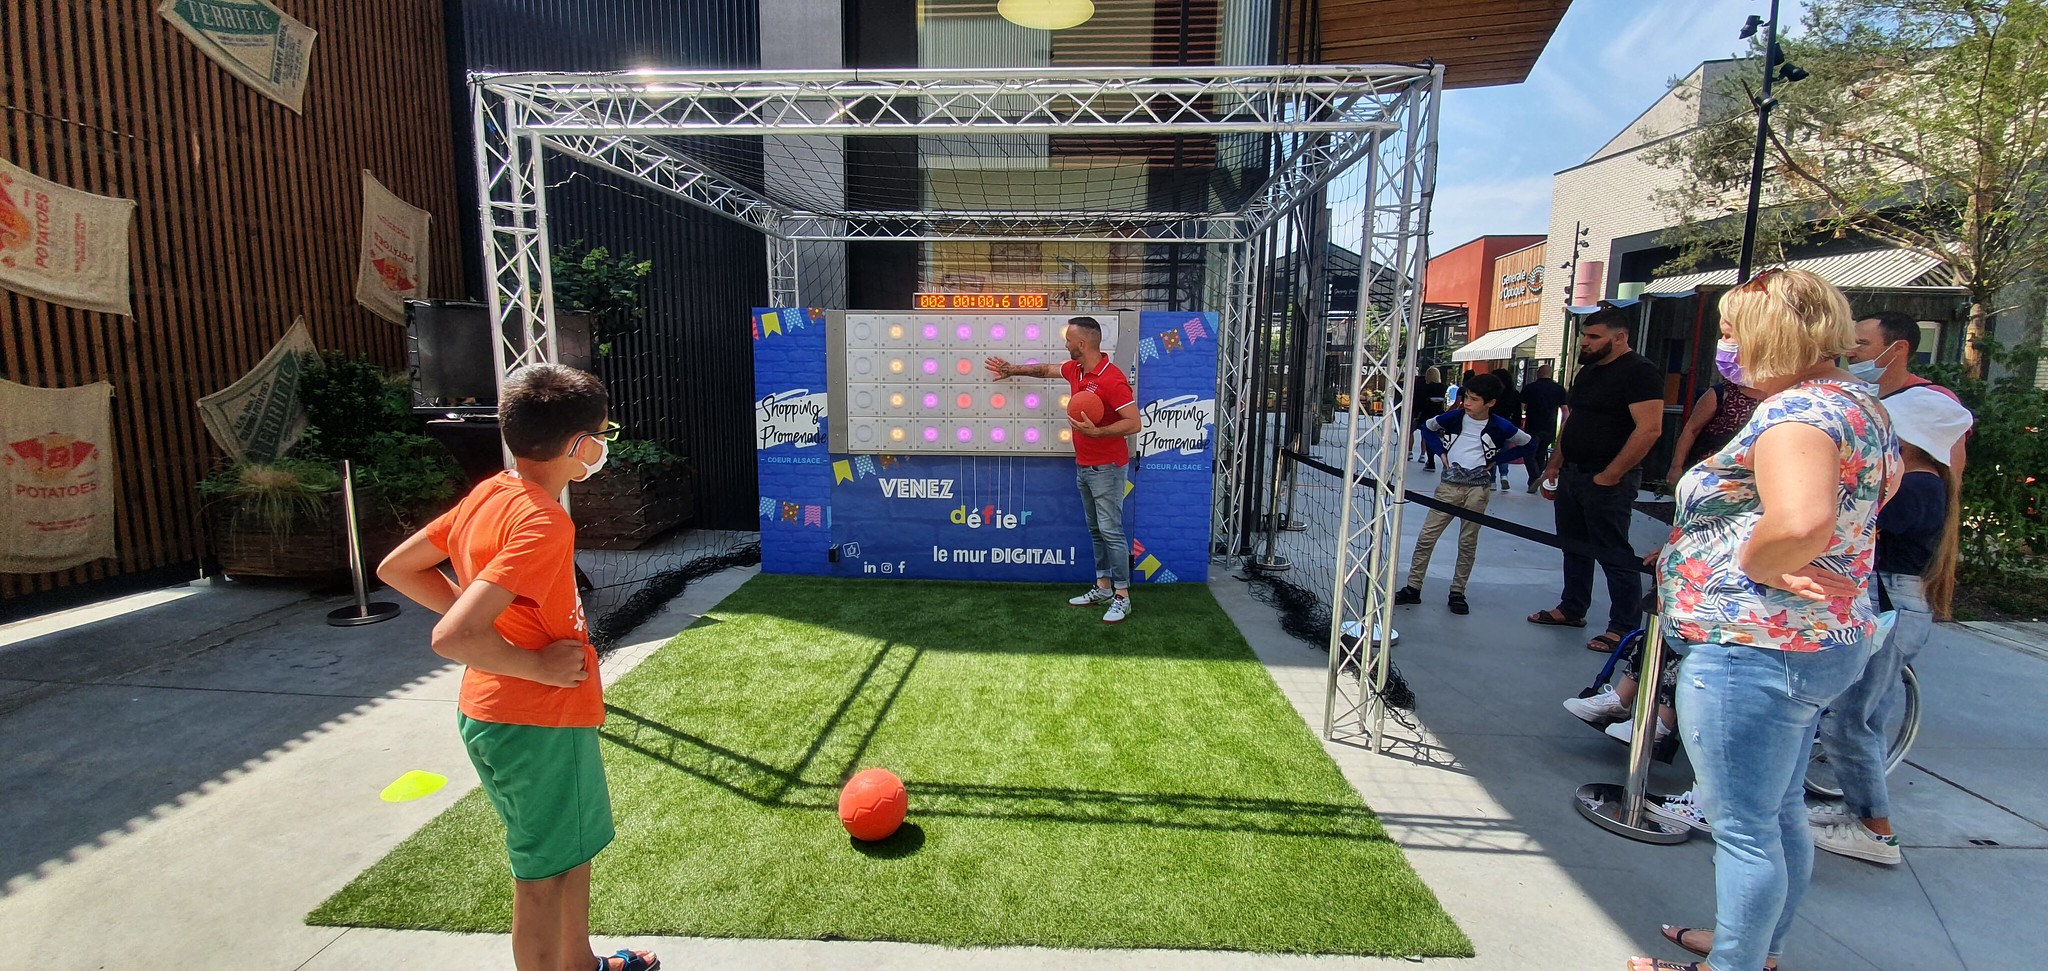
[{"left": 827, "top": 311, "right": 1137, "bottom": 455}]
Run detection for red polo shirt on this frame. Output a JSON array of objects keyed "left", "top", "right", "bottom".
[{"left": 1062, "top": 357, "right": 1135, "bottom": 467}]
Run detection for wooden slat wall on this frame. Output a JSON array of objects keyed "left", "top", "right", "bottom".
[{"left": 0, "top": 0, "right": 463, "bottom": 609}]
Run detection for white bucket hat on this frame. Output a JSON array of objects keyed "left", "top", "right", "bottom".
[{"left": 1885, "top": 385, "right": 1974, "bottom": 465}]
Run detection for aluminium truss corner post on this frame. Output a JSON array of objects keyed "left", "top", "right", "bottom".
[
  {"left": 474, "top": 81, "right": 564, "bottom": 468},
  {"left": 1323, "top": 71, "right": 1443, "bottom": 749},
  {"left": 1210, "top": 236, "right": 1261, "bottom": 565},
  {"left": 767, "top": 231, "right": 801, "bottom": 308}
]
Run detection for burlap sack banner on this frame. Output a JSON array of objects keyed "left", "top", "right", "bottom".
[
  {"left": 198, "top": 317, "right": 322, "bottom": 462},
  {"left": 0, "top": 157, "right": 136, "bottom": 316},
  {"left": 158, "top": 0, "right": 316, "bottom": 114},
  {"left": 354, "top": 171, "right": 430, "bottom": 324},
  {"left": 0, "top": 380, "right": 117, "bottom": 574}
]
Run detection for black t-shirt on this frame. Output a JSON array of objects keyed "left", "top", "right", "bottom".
[
  {"left": 1877, "top": 470, "right": 1947, "bottom": 579},
  {"left": 1492, "top": 382, "right": 1524, "bottom": 427},
  {"left": 1522, "top": 377, "right": 1568, "bottom": 436},
  {"left": 1559, "top": 351, "right": 1664, "bottom": 472}
]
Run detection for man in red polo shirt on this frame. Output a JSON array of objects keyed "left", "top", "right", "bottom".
[{"left": 985, "top": 317, "right": 1143, "bottom": 623}]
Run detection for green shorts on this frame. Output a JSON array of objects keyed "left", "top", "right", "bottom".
[{"left": 458, "top": 714, "right": 615, "bottom": 881}]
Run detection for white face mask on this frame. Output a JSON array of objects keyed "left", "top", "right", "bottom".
[{"left": 572, "top": 438, "right": 609, "bottom": 482}]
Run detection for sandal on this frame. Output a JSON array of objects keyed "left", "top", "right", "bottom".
[
  {"left": 1660, "top": 926, "right": 1779, "bottom": 970},
  {"left": 1527, "top": 608, "right": 1587, "bottom": 628},
  {"left": 599, "top": 950, "right": 661, "bottom": 971},
  {"left": 1587, "top": 631, "right": 1625, "bottom": 653},
  {"left": 1626, "top": 961, "right": 1702, "bottom": 971}
]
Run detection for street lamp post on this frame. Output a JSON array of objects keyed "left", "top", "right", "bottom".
[{"left": 1736, "top": 0, "right": 1808, "bottom": 282}]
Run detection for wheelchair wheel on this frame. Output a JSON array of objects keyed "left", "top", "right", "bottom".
[{"left": 1805, "top": 664, "right": 1922, "bottom": 799}]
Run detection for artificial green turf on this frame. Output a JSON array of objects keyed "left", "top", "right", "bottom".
[{"left": 309, "top": 575, "right": 1470, "bottom": 956}]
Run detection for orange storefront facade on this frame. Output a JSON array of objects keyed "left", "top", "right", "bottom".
[{"left": 1422, "top": 234, "right": 1543, "bottom": 371}]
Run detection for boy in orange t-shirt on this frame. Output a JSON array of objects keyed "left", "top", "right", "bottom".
[{"left": 377, "top": 364, "right": 658, "bottom": 971}]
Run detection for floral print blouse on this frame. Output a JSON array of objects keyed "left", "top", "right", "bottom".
[{"left": 1657, "top": 379, "right": 1899, "bottom": 652}]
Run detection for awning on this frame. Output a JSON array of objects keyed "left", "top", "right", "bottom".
[
  {"left": 1644, "top": 249, "right": 1961, "bottom": 292},
  {"left": 1451, "top": 325, "right": 1539, "bottom": 362}
]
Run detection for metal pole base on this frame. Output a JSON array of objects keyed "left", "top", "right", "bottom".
[
  {"left": 1247, "top": 555, "right": 1292, "bottom": 574},
  {"left": 1574, "top": 783, "right": 1691, "bottom": 844},
  {"left": 328, "top": 601, "right": 402, "bottom": 627},
  {"left": 1280, "top": 519, "right": 1308, "bottom": 532}
]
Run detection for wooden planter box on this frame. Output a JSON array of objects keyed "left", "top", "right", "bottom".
[
  {"left": 204, "top": 490, "right": 407, "bottom": 581},
  {"left": 571, "top": 462, "right": 693, "bottom": 550}
]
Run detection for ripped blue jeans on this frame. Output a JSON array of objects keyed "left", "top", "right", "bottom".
[{"left": 1676, "top": 639, "right": 1867, "bottom": 971}]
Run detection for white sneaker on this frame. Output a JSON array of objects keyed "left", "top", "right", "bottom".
[
  {"left": 1068, "top": 587, "right": 1114, "bottom": 606},
  {"left": 1102, "top": 595, "right": 1131, "bottom": 624},
  {"left": 1645, "top": 789, "right": 1712, "bottom": 833},
  {"left": 1564, "top": 688, "right": 1629, "bottom": 723},
  {"left": 1812, "top": 819, "right": 1902, "bottom": 865},
  {"left": 1806, "top": 800, "right": 1856, "bottom": 826},
  {"left": 1604, "top": 718, "right": 1672, "bottom": 744}
]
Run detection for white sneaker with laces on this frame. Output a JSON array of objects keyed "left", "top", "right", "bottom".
[
  {"left": 1806, "top": 800, "right": 1856, "bottom": 826},
  {"left": 1102, "top": 595, "right": 1131, "bottom": 624},
  {"left": 1604, "top": 717, "right": 1672, "bottom": 744},
  {"left": 1564, "top": 688, "right": 1629, "bottom": 723},
  {"left": 1645, "top": 789, "right": 1712, "bottom": 833},
  {"left": 1812, "top": 818, "right": 1902, "bottom": 865},
  {"left": 1068, "top": 587, "right": 1114, "bottom": 607}
]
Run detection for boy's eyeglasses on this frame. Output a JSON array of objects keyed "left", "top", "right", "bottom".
[{"left": 570, "top": 421, "right": 622, "bottom": 451}]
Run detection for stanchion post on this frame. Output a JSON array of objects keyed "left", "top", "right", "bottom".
[
  {"left": 327, "top": 459, "right": 402, "bottom": 627},
  {"left": 1573, "top": 609, "right": 1689, "bottom": 843}
]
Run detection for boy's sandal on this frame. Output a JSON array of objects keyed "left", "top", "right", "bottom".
[
  {"left": 1587, "top": 631, "right": 1625, "bottom": 653},
  {"left": 1527, "top": 608, "right": 1587, "bottom": 627},
  {"left": 1628, "top": 961, "right": 1703, "bottom": 971},
  {"left": 599, "top": 950, "right": 661, "bottom": 971}
]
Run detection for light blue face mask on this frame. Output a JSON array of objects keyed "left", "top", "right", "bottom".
[{"left": 1846, "top": 341, "right": 1899, "bottom": 384}]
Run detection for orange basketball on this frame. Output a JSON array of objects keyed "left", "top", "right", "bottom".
[
  {"left": 837, "top": 768, "right": 908, "bottom": 842},
  {"left": 1067, "top": 389, "right": 1105, "bottom": 425}
]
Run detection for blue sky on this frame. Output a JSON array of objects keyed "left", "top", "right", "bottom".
[{"left": 1426, "top": 0, "right": 1806, "bottom": 251}]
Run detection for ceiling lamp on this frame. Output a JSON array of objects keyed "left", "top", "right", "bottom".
[{"left": 998, "top": 0, "right": 1094, "bottom": 31}]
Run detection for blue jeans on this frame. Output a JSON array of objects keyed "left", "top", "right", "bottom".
[
  {"left": 1677, "top": 639, "right": 1867, "bottom": 971},
  {"left": 1816, "top": 574, "right": 1931, "bottom": 820},
  {"left": 1076, "top": 463, "right": 1130, "bottom": 589}
]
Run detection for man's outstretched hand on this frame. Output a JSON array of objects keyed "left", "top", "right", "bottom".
[{"left": 985, "top": 356, "right": 1015, "bottom": 379}]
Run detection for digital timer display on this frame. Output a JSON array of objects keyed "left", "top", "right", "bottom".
[{"left": 913, "top": 292, "right": 1050, "bottom": 311}]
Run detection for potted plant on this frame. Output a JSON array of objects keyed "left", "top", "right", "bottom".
[
  {"left": 569, "top": 438, "right": 693, "bottom": 550},
  {"left": 202, "top": 355, "right": 462, "bottom": 580},
  {"left": 550, "top": 240, "right": 652, "bottom": 358}
]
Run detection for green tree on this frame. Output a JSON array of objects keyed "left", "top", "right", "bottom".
[{"left": 1651, "top": 0, "right": 2048, "bottom": 376}]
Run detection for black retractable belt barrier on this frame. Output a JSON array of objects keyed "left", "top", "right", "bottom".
[{"left": 1281, "top": 448, "right": 1688, "bottom": 844}]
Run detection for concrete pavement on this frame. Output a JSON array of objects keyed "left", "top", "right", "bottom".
[{"left": 1, "top": 491, "right": 2042, "bottom": 969}]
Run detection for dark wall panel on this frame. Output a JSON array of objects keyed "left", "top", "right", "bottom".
[{"left": 449, "top": 0, "right": 766, "bottom": 530}]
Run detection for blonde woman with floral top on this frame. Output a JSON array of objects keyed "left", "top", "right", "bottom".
[{"left": 1629, "top": 268, "right": 1900, "bottom": 971}]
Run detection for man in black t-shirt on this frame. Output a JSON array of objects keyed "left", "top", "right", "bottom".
[
  {"left": 1519, "top": 363, "right": 1567, "bottom": 492},
  {"left": 1530, "top": 308, "right": 1665, "bottom": 651}
]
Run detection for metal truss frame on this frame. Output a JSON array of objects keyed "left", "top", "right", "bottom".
[
  {"left": 474, "top": 66, "right": 1444, "bottom": 752},
  {"left": 1320, "top": 75, "right": 1443, "bottom": 751}
]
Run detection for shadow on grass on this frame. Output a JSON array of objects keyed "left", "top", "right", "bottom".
[
  {"left": 850, "top": 821, "right": 926, "bottom": 858},
  {"left": 602, "top": 699, "right": 1392, "bottom": 844}
]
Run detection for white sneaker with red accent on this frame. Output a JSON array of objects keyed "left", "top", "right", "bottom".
[{"left": 1103, "top": 595, "right": 1131, "bottom": 624}]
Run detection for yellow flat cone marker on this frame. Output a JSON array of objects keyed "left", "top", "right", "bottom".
[{"left": 380, "top": 770, "right": 448, "bottom": 803}]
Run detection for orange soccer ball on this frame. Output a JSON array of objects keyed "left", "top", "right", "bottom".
[
  {"left": 1067, "top": 389, "right": 1105, "bottom": 425},
  {"left": 838, "top": 768, "right": 909, "bottom": 842}
]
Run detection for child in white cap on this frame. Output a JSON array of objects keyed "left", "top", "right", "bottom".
[{"left": 1810, "top": 385, "right": 1974, "bottom": 865}]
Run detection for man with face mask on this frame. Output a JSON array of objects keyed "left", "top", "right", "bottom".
[
  {"left": 1528, "top": 307, "right": 1666, "bottom": 653},
  {"left": 1846, "top": 310, "right": 1970, "bottom": 481}
]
